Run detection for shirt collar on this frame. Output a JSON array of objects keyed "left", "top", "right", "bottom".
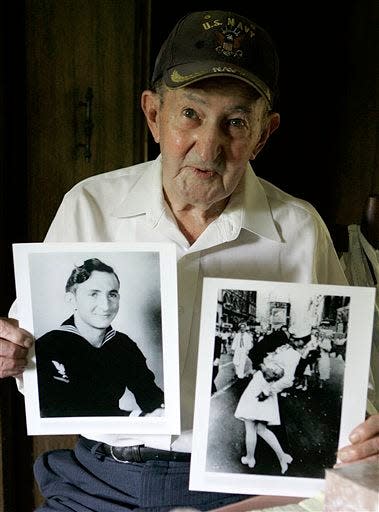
[
  {"left": 111, "top": 156, "right": 164, "bottom": 222},
  {"left": 111, "top": 156, "right": 281, "bottom": 243},
  {"left": 241, "top": 165, "right": 282, "bottom": 242},
  {"left": 60, "top": 316, "right": 116, "bottom": 345}
]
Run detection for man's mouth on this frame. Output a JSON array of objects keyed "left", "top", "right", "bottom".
[{"left": 190, "top": 166, "right": 217, "bottom": 178}]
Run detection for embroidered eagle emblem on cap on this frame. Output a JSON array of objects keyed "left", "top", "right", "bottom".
[{"left": 215, "top": 27, "right": 245, "bottom": 58}]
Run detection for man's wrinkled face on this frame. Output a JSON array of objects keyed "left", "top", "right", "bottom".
[{"left": 145, "top": 79, "right": 276, "bottom": 209}]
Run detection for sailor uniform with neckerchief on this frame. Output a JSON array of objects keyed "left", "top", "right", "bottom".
[{"left": 35, "top": 316, "right": 165, "bottom": 417}]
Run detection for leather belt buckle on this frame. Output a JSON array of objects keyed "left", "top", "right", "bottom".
[{"left": 110, "top": 445, "right": 144, "bottom": 463}]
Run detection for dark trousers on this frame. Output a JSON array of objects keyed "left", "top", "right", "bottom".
[{"left": 34, "top": 436, "right": 250, "bottom": 511}]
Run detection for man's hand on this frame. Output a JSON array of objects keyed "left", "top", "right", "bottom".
[
  {"left": 0, "top": 318, "right": 33, "bottom": 378},
  {"left": 336, "top": 414, "right": 379, "bottom": 465}
]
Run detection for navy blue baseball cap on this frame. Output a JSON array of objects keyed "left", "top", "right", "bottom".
[{"left": 151, "top": 10, "right": 279, "bottom": 108}]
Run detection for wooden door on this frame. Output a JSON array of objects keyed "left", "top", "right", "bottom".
[
  {"left": 23, "top": 0, "right": 150, "bottom": 508},
  {"left": 26, "top": 0, "right": 151, "bottom": 242}
]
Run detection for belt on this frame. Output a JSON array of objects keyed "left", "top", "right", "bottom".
[{"left": 82, "top": 437, "right": 191, "bottom": 463}]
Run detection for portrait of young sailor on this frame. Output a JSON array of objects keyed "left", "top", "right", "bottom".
[{"left": 34, "top": 256, "right": 165, "bottom": 418}]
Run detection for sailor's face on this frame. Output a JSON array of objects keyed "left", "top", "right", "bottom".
[{"left": 72, "top": 271, "right": 120, "bottom": 329}]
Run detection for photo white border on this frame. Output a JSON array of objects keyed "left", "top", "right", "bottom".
[
  {"left": 13, "top": 241, "right": 180, "bottom": 436},
  {"left": 190, "top": 277, "right": 375, "bottom": 497}
]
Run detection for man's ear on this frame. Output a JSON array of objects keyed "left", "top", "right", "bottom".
[
  {"left": 65, "top": 291, "right": 77, "bottom": 310},
  {"left": 251, "top": 112, "right": 280, "bottom": 160},
  {"left": 141, "top": 90, "right": 161, "bottom": 143}
]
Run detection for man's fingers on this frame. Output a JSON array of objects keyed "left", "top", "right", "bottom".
[
  {"left": 336, "top": 415, "right": 379, "bottom": 464},
  {"left": 0, "top": 339, "right": 29, "bottom": 379},
  {"left": 0, "top": 318, "right": 33, "bottom": 348},
  {"left": 0, "top": 365, "right": 27, "bottom": 378},
  {"left": 0, "top": 366, "right": 27, "bottom": 379},
  {"left": 0, "top": 339, "right": 29, "bottom": 358},
  {"left": 337, "top": 437, "right": 379, "bottom": 464},
  {"left": 334, "top": 452, "right": 379, "bottom": 468},
  {"left": 0, "top": 353, "right": 28, "bottom": 378},
  {"left": 0, "top": 318, "right": 33, "bottom": 379},
  {"left": 6, "top": 318, "right": 19, "bottom": 327},
  {"left": 349, "top": 415, "right": 379, "bottom": 444},
  {"left": 1, "top": 353, "right": 28, "bottom": 363},
  {"left": 337, "top": 439, "right": 379, "bottom": 463}
]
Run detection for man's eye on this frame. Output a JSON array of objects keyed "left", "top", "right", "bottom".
[
  {"left": 182, "top": 108, "right": 198, "bottom": 120},
  {"left": 109, "top": 292, "right": 119, "bottom": 299},
  {"left": 227, "top": 118, "right": 246, "bottom": 128},
  {"left": 90, "top": 292, "right": 98, "bottom": 297}
]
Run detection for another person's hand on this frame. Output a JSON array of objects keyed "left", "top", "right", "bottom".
[
  {"left": 0, "top": 318, "right": 33, "bottom": 378},
  {"left": 336, "top": 414, "right": 379, "bottom": 465}
]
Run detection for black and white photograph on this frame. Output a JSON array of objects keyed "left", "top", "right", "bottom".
[
  {"left": 190, "top": 278, "right": 375, "bottom": 497},
  {"left": 12, "top": 242, "right": 180, "bottom": 436}
]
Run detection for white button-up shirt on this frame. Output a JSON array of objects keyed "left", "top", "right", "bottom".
[{"left": 36, "top": 155, "right": 347, "bottom": 449}]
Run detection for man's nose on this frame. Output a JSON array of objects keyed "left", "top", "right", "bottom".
[
  {"left": 195, "top": 123, "right": 225, "bottom": 163},
  {"left": 97, "top": 294, "right": 111, "bottom": 310}
]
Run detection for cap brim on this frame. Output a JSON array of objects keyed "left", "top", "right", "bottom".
[{"left": 163, "top": 61, "right": 273, "bottom": 107}]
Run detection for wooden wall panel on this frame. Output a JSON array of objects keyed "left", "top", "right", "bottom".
[{"left": 26, "top": 0, "right": 150, "bottom": 242}]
